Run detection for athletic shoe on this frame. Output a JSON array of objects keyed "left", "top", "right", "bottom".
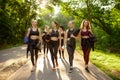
[
  {"left": 68, "top": 67, "right": 73, "bottom": 73},
  {"left": 85, "top": 67, "right": 89, "bottom": 72},
  {"left": 52, "top": 66, "right": 56, "bottom": 71},
  {"left": 31, "top": 66, "right": 35, "bottom": 72}
]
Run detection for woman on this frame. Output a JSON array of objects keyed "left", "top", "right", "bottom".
[
  {"left": 80, "top": 19, "right": 93, "bottom": 72},
  {"left": 59, "top": 26, "right": 65, "bottom": 59},
  {"left": 26, "top": 20, "right": 42, "bottom": 72},
  {"left": 42, "top": 25, "right": 49, "bottom": 56},
  {"left": 48, "top": 21, "right": 60, "bottom": 70},
  {"left": 66, "top": 20, "right": 77, "bottom": 73}
]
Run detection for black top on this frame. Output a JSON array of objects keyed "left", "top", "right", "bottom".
[
  {"left": 67, "top": 29, "right": 74, "bottom": 38},
  {"left": 45, "top": 34, "right": 51, "bottom": 41},
  {"left": 67, "top": 28, "right": 76, "bottom": 46},
  {"left": 61, "top": 32, "right": 64, "bottom": 38},
  {"left": 43, "top": 31, "right": 51, "bottom": 41},
  {"left": 29, "top": 28, "right": 39, "bottom": 36},
  {"left": 51, "top": 30, "right": 59, "bottom": 37},
  {"left": 42, "top": 31, "right": 47, "bottom": 40}
]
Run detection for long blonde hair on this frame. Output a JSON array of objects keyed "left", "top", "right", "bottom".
[{"left": 80, "top": 19, "right": 91, "bottom": 31}]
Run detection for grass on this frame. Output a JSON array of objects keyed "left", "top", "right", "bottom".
[
  {"left": 0, "top": 43, "right": 23, "bottom": 50},
  {"left": 76, "top": 46, "right": 120, "bottom": 80}
]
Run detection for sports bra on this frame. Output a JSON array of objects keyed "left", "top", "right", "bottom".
[
  {"left": 51, "top": 30, "right": 59, "bottom": 37},
  {"left": 81, "top": 30, "right": 90, "bottom": 36},
  {"left": 29, "top": 28, "right": 39, "bottom": 36}
]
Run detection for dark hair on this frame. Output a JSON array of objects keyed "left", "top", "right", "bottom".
[{"left": 60, "top": 26, "right": 64, "bottom": 31}]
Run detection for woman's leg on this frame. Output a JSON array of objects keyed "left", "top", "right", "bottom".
[
  {"left": 53, "top": 41, "right": 59, "bottom": 67},
  {"left": 43, "top": 42, "right": 46, "bottom": 54},
  {"left": 62, "top": 50, "right": 64, "bottom": 58},
  {"left": 46, "top": 43, "right": 49, "bottom": 54},
  {"left": 67, "top": 45, "right": 75, "bottom": 73},
  {"left": 49, "top": 44, "right": 55, "bottom": 69},
  {"left": 30, "top": 45, "right": 35, "bottom": 66},
  {"left": 30, "top": 44, "right": 36, "bottom": 72},
  {"left": 83, "top": 48, "right": 91, "bottom": 65},
  {"left": 35, "top": 48, "right": 38, "bottom": 66},
  {"left": 67, "top": 46, "right": 74, "bottom": 67},
  {"left": 59, "top": 50, "right": 61, "bottom": 58},
  {"left": 61, "top": 40, "right": 64, "bottom": 58},
  {"left": 83, "top": 49, "right": 86, "bottom": 64},
  {"left": 83, "top": 47, "right": 91, "bottom": 72},
  {"left": 85, "top": 48, "right": 91, "bottom": 65}
]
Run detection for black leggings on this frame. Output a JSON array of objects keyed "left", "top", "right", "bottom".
[
  {"left": 67, "top": 40, "right": 76, "bottom": 67},
  {"left": 48, "top": 40, "right": 59, "bottom": 67},
  {"left": 43, "top": 41, "right": 49, "bottom": 54},
  {"left": 29, "top": 39, "right": 39, "bottom": 66},
  {"left": 59, "top": 39, "right": 64, "bottom": 57}
]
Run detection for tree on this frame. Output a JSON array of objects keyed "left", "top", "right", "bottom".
[
  {"left": 0, "top": 0, "right": 38, "bottom": 47},
  {"left": 59, "top": 0, "right": 120, "bottom": 51}
]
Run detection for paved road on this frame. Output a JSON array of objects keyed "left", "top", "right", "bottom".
[
  {"left": 0, "top": 45, "right": 28, "bottom": 71},
  {"left": 0, "top": 45, "right": 112, "bottom": 80}
]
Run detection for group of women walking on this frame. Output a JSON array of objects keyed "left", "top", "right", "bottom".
[{"left": 26, "top": 19, "right": 94, "bottom": 73}]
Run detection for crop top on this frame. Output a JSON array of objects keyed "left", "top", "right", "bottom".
[
  {"left": 51, "top": 30, "right": 59, "bottom": 37},
  {"left": 29, "top": 28, "right": 39, "bottom": 36},
  {"left": 81, "top": 30, "right": 90, "bottom": 36}
]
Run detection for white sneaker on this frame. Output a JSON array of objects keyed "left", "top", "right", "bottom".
[
  {"left": 31, "top": 66, "right": 35, "bottom": 72},
  {"left": 68, "top": 68, "right": 73, "bottom": 73}
]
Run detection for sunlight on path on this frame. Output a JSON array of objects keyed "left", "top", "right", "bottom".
[{"left": 7, "top": 48, "right": 112, "bottom": 80}]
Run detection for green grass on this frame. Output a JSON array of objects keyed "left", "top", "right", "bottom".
[
  {"left": 0, "top": 43, "right": 23, "bottom": 50},
  {"left": 76, "top": 46, "right": 120, "bottom": 80}
]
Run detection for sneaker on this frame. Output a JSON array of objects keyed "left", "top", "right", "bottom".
[
  {"left": 31, "top": 66, "right": 35, "bottom": 72},
  {"left": 85, "top": 67, "right": 89, "bottom": 72},
  {"left": 52, "top": 66, "right": 56, "bottom": 71},
  {"left": 68, "top": 67, "right": 73, "bottom": 73}
]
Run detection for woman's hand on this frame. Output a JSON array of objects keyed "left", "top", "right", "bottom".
[
  {"left": 71, "top": 34, "right": 74, "bottom": 38},
  {"left": 71, "top": 34, "right": 76, "bottom": 39}
]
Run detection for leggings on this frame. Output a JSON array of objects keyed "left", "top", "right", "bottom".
[
  {"left": 59, "top": 39, "right": 64, "bottom": 57},
  {"left": 81, "top": 38, "right": 91, "bottom": 65},
  {"left": 67, "top": 41, "right": 76, "bottom": 67},
  {"left": 59, "top": 50, "right": 64, "bottom": 57},
  {"left": 82, "top": 48, "right": 91, "bottom": 65},
  {"left": 43, "top": 41, "right": 48, "bottom": 54},
  {"left": 48, "top": 40, "right": 59, "bottom": 67},
  {"left": 29, "top": 39, "right": 39, "bottom": 66}
]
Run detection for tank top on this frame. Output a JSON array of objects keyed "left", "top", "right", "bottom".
[
  {"left": 51, "top": 30, "right": 59, "bottom": 37},
  {"left": 67, "top": 29, "right": 74, "bottom": 38}
]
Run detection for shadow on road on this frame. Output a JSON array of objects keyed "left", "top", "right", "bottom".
[{"left": 61, "top": 59, "right": 88, "bottom": 80}]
